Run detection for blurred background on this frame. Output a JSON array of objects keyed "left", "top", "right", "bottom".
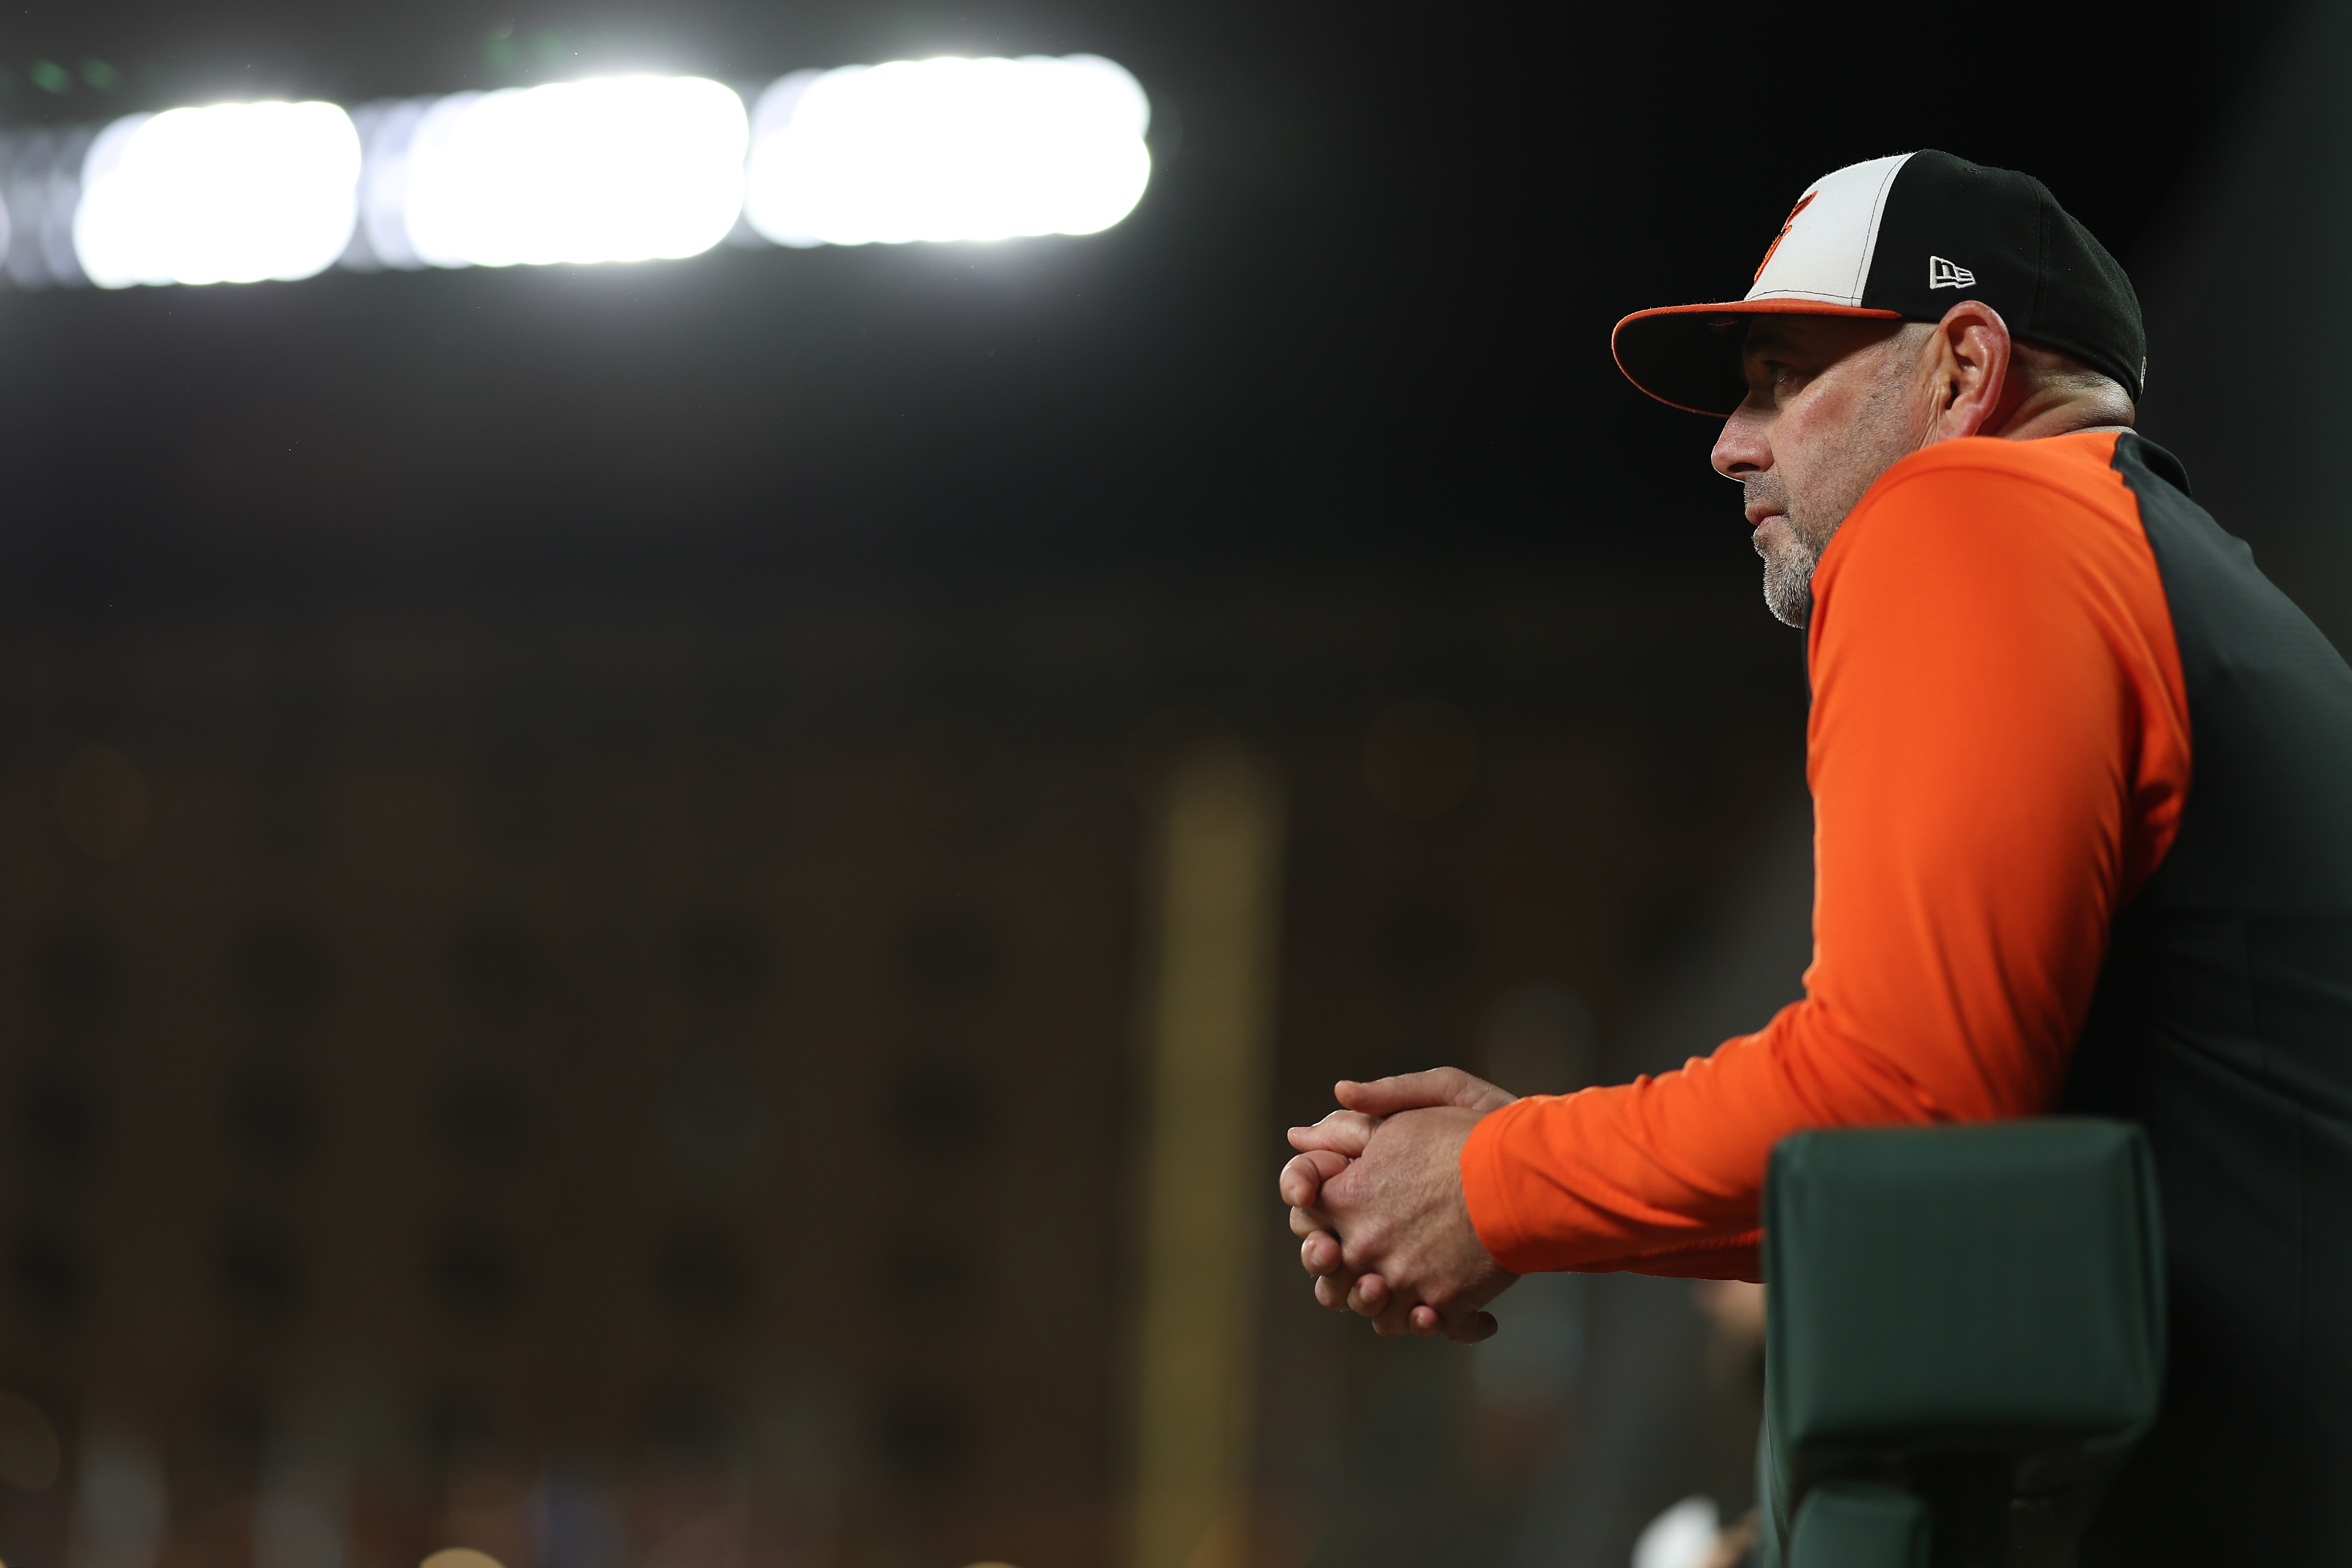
[{"left": 0, "top": 1, "right": 2334, "bottom": 1565}]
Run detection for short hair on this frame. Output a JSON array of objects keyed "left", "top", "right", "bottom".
[{"left": 2017, "top": 338, "right": 2136, "bottom": 421}]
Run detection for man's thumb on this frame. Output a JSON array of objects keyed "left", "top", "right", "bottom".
[{"left": 1336, "top": 1066, "right": 1510, "bottom": 1115}]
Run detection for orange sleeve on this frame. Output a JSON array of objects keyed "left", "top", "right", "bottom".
[{"left": 1460, "top": 434, "right": 2191, "bottom": 1280}]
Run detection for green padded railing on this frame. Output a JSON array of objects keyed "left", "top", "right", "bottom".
[{"left": 1756, "top": 1120, "right": 2165, "bottom": 1568}]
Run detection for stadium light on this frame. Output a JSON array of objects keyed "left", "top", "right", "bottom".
[
  {"left": 742, "top": 55, "right": 1151, "bottom": 247},
  {"left": 4, "top": 54, "right": 1151, "bottom": 292},
  {"left": 73, "top": 102, "right": 360, "bottom": 287},
  {"left": 395, "top": 76, "right": 748, "bottom": 268}
]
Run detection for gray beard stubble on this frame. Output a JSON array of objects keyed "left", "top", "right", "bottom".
[
  {"left": 1748, "top": 473, "right": 1834, "bottom": 630},
  {"left": 1758, "top": 520, "right": 1822, "bottom": 630}
]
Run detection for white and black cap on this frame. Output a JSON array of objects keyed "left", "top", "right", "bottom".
[{"left": 1612, "top": 150, "right": 2145, "bottom": 416}]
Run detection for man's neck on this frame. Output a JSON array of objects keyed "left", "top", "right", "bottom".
[{"left": 1990, "top": 385, "right": 2137, "bottom": 443}]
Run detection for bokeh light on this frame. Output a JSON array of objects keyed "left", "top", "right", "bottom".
[
  {"left": 397, "top": 76, "right": 748, "bottom": 267},
  {"left": 12, "top": 57, "right": 1153, "bottom": 289},
  {"left": 73, "top": 101, "right": 359, "bottom": 287},
  {"left": 742, "top": 54, "right": 1151, "bottom": 247}
]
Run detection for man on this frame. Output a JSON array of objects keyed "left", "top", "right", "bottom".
[{"left": 1278, "top": 150, "right": 2352, "bottom": 1561}]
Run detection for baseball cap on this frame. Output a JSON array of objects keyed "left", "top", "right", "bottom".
[{"left": 1611, "top": 150, "right": 2145, "bottom": 416}]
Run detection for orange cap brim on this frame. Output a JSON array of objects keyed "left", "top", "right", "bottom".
[{"left": 1611, "top": 300, "right": 1904, "bottom": 416}]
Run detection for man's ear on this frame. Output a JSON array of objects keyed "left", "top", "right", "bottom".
[{"left": 1926, "top": 299, "right": 2013, "bottom": 441}]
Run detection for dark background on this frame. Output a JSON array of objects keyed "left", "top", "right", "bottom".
[
  {"left": 0, "top": 0, "right": 2301, "bottom": 597},
  {"left": 0, "top": 3, "right": 2327, "bottom": 1568}
]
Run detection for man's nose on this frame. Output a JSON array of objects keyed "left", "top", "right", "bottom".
[{"left": 1711, "top": 403, "right": 1771, "bottom": 481}]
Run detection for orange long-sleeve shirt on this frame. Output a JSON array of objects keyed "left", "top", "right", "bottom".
[{"left": 1460, "top": 430, "right": 2193, "bottom": 1281}]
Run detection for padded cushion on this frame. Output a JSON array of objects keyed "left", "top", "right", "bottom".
[{"left": 1766, "top": 1119, "right": 2165, "bottom": 1458}]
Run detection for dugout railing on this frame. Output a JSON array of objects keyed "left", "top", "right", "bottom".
[{"left": 1754, "top": 1120, "right": 2166, "bottom": 1568}]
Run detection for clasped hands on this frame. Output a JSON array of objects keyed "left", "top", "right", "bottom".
[{"left": 1278, "top": 1066, "right": 1521, "bottom": 1342}]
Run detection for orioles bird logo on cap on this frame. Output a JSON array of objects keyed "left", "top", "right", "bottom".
[{"left": 1753, "top": 191, "right": 1816, "bottom": 284}]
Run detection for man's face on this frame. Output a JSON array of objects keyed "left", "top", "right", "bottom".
[{"left": 1710, "top": 316, "right": 1932, "bottom": 628}]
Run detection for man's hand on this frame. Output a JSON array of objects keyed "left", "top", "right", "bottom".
[
  {"left": 1281, "top": 1068, "right": 1516, "bottom": 1307},
  {"left": 1289, "top": 1105, "right": 1517, "bottom": 1340},
  {"left": 1285, "top": 1067, "right": 1518, "bottom": 1184},
  {"left": 1278, "top": 1069, "right": 1518, "bottom": 1341}
]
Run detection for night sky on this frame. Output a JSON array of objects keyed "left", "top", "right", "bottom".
[{"left": 0, "top": 0, "right": 2306, "bottom": 610}]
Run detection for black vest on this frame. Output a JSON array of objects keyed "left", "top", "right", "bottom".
[{"left": 2065, "top": 434, "right": 2352, "bottom": 1564}]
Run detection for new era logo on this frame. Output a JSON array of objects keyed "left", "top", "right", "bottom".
[{"left": 1929, "top": 255, "right": 1976, "bottom": 290}]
